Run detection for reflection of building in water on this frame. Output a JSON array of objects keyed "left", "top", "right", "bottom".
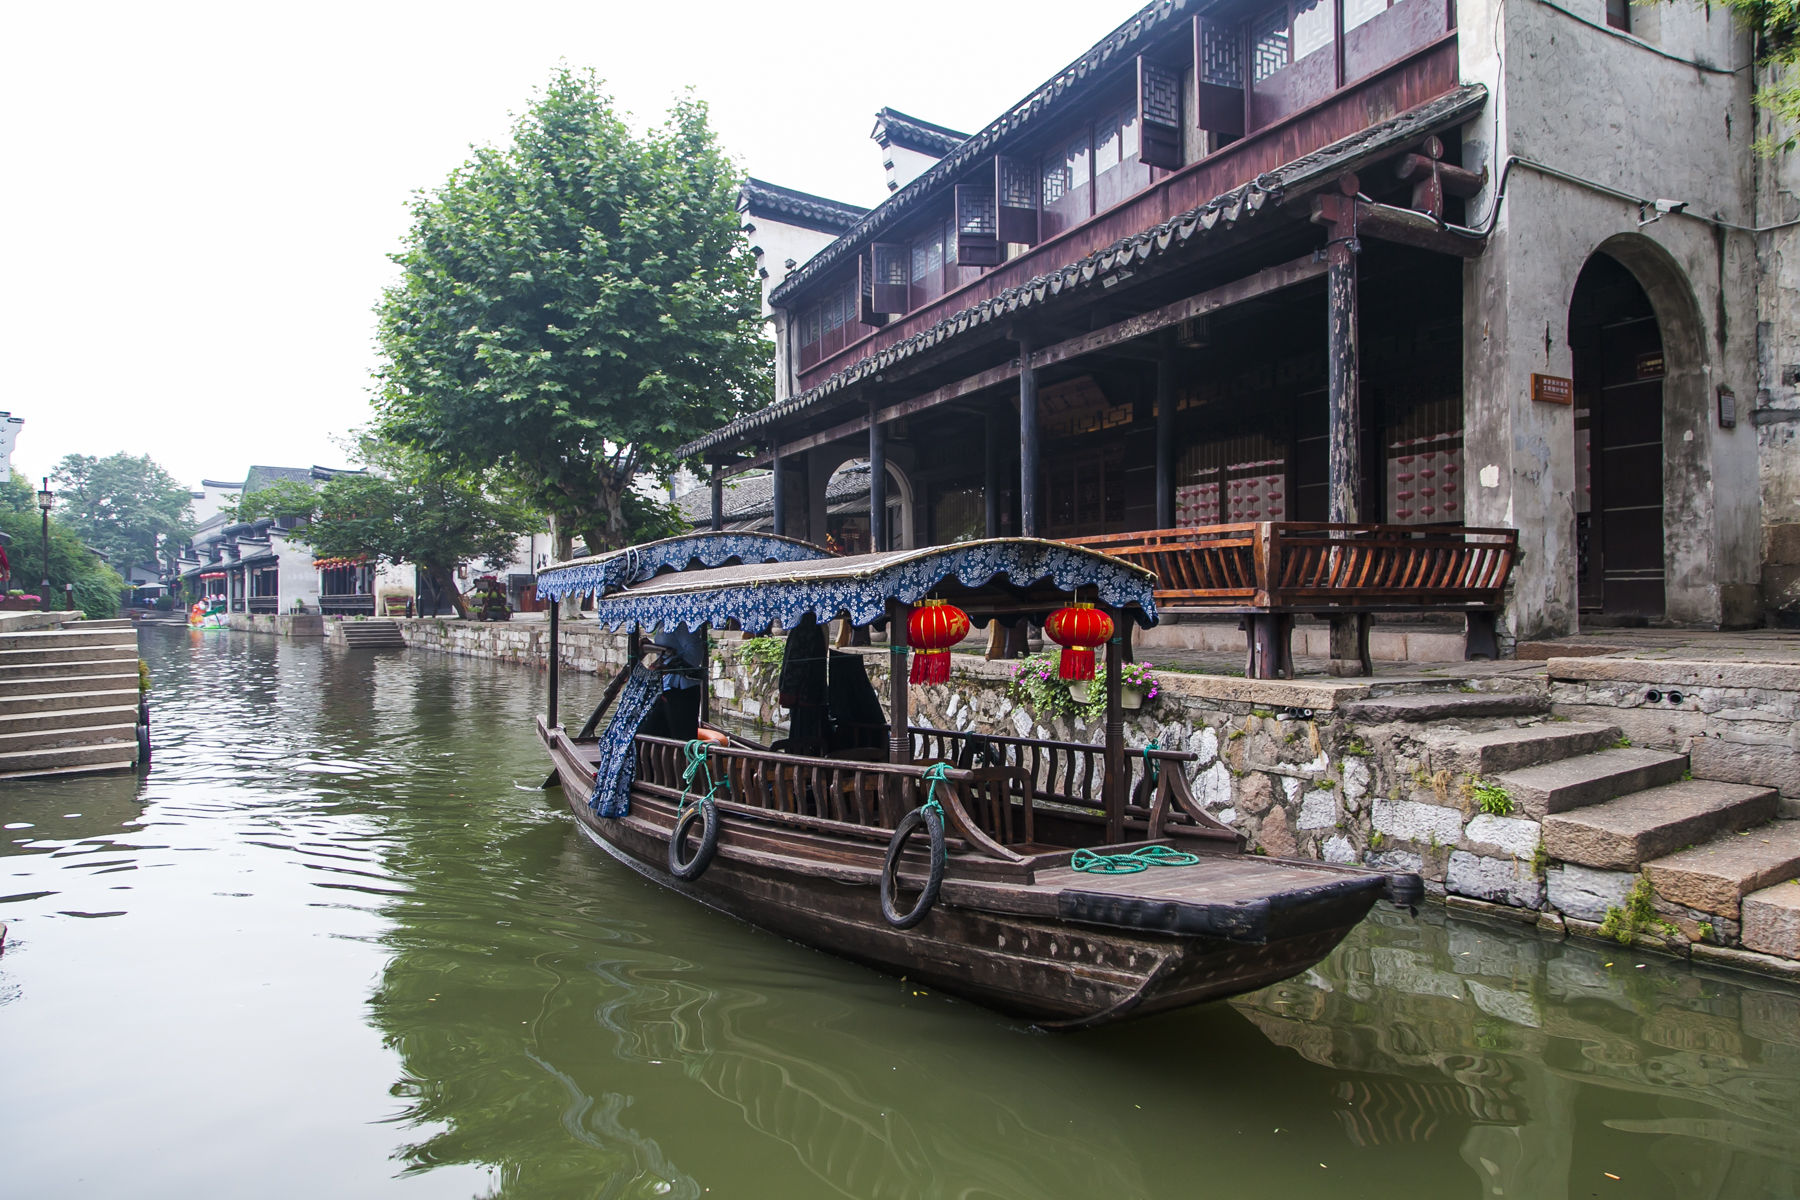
[{"left": 1234, "top": 910, "right": 1800, "bottom": 1199}]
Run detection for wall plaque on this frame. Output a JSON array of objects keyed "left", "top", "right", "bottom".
[{"left": 1531, "top": 373, "right": 1573, "bottom": 404}]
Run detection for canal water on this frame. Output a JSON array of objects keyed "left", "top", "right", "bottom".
[{"left": 4, "top": 628, "right": 1799, "bottom": 1199}]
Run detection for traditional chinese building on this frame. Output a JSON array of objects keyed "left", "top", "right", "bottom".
[{"left": 688, "top": 0, "right": 1800, "bottom": 658}]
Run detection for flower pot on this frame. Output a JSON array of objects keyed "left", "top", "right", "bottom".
[
  {"left": 1067, "top": 680, "right": 1091, "bottom": 703},
  {"left": 1121, "top": 685, "right": 1147, "bottom": 710}
]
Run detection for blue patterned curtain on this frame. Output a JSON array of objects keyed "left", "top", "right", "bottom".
[{"left": 587, "top": 664, "right": 664, "bottom": 818}]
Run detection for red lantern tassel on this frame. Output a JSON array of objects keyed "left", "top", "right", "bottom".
[
  {"left": 1058, "top": 646, "right": 1097, "bottom": 681},
  {"left": 910, "top": 649, "right": 952, "bottom": 684}
]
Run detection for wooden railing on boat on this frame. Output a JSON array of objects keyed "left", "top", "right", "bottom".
[{"left": 1062, "top": 522, "right": 1517, "bottom": 613}]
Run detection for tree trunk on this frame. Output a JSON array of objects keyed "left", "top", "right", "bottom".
[{"left": 425, "top": 562, "right": 469, "bottom": 620}]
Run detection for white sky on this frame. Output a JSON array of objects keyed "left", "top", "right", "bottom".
[{"left": 1, "top": 0, "right": 1133, "bottom": 492}]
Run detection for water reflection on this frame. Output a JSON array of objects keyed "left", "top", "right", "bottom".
[{"left": 4, "top": 628, "right": 1800, "bottom": 1199}]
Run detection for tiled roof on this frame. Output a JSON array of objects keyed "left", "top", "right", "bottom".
[
  {"left": 682, "top": 84, "right": 1489, "bottom": 460},
  {"left": 740, "top": 179, "right": 869, "bottom": 236},
  {"left": 768, "top": 0, "right": 1197, "bottom": 311},
  {"left": 677, "top": 462, "right": 871, "bottom": 526},
  {"left": 241, "top": 464, "right": 364, "bottom": 495},
  {"left": 872, "top": 108, "right": 968, "bottom": 158}
]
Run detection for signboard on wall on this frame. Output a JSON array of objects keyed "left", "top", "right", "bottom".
[{"left": 1531, "top": 374, "right": 1573, "bottom": 404}]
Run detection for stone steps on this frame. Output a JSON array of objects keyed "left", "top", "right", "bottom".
[
  {"left": 339, "top": 620, "right": 407, "bottom": 649},
  {"left": 0, "top": 704, "right": 140, "bottom": 736},
  {"left": 1494, "top": 747, "right": 1690, "bottom": 818},
  {"left": 1542, "top": 780, "right": 1780, "bottom": 871},
  {"left": 1423, "top": 721, "right": 1620, "bottom": 776},
  {"left": 0, "top": 655, "right": 138, "bottom": 681},
  {"left": 1342, "top": 692, "right": 1549, "bottom": 724},
  {"left": 0, "top": 627, "right": 138, "bottom": 652},
  {"left": 0, "top": 687, "right": 139, "bottom": 717},
  {"left": 0, "top": 738, "right": 138, "bottom": 776},
  {"left": 1, "top": 670, "right": 139, "bottom": 696},
  {"left": 0, "top": 643, "right": 137, "bottom": 666},
  {"left": 1643, "top": 820, "right": 1800, "bottom": 919},
  {"left": 0, "top": 720, "right": 138, "bottom": 752}
]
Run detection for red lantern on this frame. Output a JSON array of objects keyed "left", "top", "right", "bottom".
[
  {"left": 1044, "top": 603, "right": 1114, "bottom": 681},
  {"left": 908, "top": 599, "right": 970, "bottom": 684}
]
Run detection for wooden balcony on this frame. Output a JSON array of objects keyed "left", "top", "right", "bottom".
[{"left": 1065, "top": 522, "right": 1518, "bottom": 678}]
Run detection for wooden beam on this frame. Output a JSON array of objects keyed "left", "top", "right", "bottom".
[
  {"left": 1028, "top": 254, "right": 1328, "bottom": 372},
  {"left": 1311, "top": 195, "right": 1487, "bottom": 258}
]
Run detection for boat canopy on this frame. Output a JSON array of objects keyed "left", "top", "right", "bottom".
[
  {"left": 536, "top": 537, "right": 1159, "bottom": 632},
  {"left": 534, "top": 531, "right": 833, "bottom": 601}
]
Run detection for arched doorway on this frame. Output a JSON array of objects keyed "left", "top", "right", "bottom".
[{"left": 1569, "top": 253, "right": 1666, "bottom": 620}]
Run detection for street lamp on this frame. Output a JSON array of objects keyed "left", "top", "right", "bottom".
[{"left": 36, "top": 477, "right": 53, "bottom": 611}]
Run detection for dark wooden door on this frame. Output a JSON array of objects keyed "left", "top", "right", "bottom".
[{"left": 1587, "top": 314, "right": 1665, "bottom": 617}]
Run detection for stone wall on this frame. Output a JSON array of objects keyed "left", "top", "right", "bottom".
[
  {"left": 229, "top": 613, "right": 325, "bottom": 637},
  {"left": 386, "top": 616, "right": 631, "bottom": 675}
]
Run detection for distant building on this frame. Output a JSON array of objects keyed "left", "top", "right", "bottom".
[
  {"left": 173, "top": 465, "right": 369, "bottom": 615},
  {"left": 0, "top": 413, "right": 21, "bottom": 479}
]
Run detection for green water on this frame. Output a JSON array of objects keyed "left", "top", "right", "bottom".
[{"left": 3, "top": 628, "right": 1798, "bottom": 1198}]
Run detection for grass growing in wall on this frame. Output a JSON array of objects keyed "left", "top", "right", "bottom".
[{"left": 1472, "top": 778, "right": 1515, "bottom": 817}]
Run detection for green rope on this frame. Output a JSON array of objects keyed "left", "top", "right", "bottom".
[
  {"left": 1070, "top": 844, "right": 1201, "bottom": 875},
  {"left": 1141, "top": 740, "right": 1161, "bottom": 792},
  {"left": 679, "top": 739, "right": 725, "bottom": 810},
  {"left": 918, "top": 761, "right": 952, "bottom": 820}
]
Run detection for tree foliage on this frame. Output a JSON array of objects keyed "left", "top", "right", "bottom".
[
  {"left": 0, "top": 474, "right": 125, "bottom": 617},
  {"left": 295, "top": 443, "right": 538, "bottom": 620},
  {"left": 234, "top": 480, "right": 326, "bottom": 524},
  {"left": 1721, "top": 0, "right": 1800, "bottom": 152},
  {"left": 49, "top": 452, "right": 193, "bottom": 573},
  {"left": 375, "top": 69, "right": 767, "bottom": 556}
]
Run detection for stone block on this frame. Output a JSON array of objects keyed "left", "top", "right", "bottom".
[
  {"left": 1447, "top": 850, "right": 1544, "bottom": 908},
  {"left": 1546, "top": 864, "right": 1635, "bottom": 923},
  {"left": 1690, "top": 736, "right": 1800, "bottom": 798},
  {"left": 1322, "top": 835, "right": 1357, "bottom": 863},
  {"left": 1547, "top": 658, "right": 1800, "bottom": 692},
  {"left": 1372, "top": 798, "right": 1465, "bottom": 846},
  {"left": 1463, "top": 813, "right": 1542, "bottom": 857},
  {"left": 1297, "top": 789, "right": 1338, "bottom": 829},
  {"left": 1365, "top": 848, "right": 1424, "bottom": 875},
  {"left": 1403, "top": 631, "right": 1467, "bottom": 662},
  {"left": 1742, "top": 880, "right": 1800, "bottom": 960},
  {"left": 1644, "top": 820, "right": 1800, "bottom": 918}
]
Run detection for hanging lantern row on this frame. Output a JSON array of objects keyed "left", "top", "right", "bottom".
[
  {"left": 1044, "top": 603, "right": 1114, "bottom": 681},
  {"left": 907, "top": 599, "right": 970, "bottom": 684}
]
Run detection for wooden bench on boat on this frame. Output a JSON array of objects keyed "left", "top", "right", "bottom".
[
  {"left": 533, "top": 531, "right": 1422, "bottom": 1028},
  {"left": 1064, "top": 521, "right": 1518, "bottom": 678}
]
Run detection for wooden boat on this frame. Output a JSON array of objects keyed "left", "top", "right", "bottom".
[{"left": 535, "top": 532, "right": 1421, "bottom": 1029}]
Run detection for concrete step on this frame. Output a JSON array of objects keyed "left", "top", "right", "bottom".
[
  {"left": 1645, "top": 819, "right": 1800, "bottom": 919},
  {"left": 0, "top": 739, "right": 138, "bottom": 775},
  {"left": 1423, "top": 721, "right": 1621, "bottom": 776},
  {"left": 0, "top": 656, "right": 138, "bottom": 681},
  {"left": 340, "top": 620, "right": 407, "bottom": 648},
  {"left": 1493, "top": 747, "right": 1690, "bottom": 818},
  {"left": 0, "top": 721, "right": 138, "bottom": 753},
  {"left": 1344, "top": 692, "right": 1549, "bottom": 724},
  {"left": 1, "top": 671, "right": 139, "bottom": 696},
  {"left": 0, "top": 704, "right": 140, "bottom": 736},
  {"left": 1543, "top": 780, "right": 1780, "bottom": 871},
  {"left": 68, "top": 619, "right": 134, "bottom": 630},
  {"left": 0, "top": 644, "right": 138, "bottom": 666},
  {"left": 0, "top": 628, "right": 138, "bottom": 652},
  {"left": 0, "top": 688, "right": 139, "bottom": 717},
  {"left": 0, "top": 756, "right": 138, "bottom": 781}
]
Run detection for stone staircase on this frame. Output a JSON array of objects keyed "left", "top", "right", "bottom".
[
  {"left": 1351, "top": 689, "right": 1798, "bottom": 957},
  {"left": 337, "top": 620, "right": 407, "bottom": 649},
  {"left": 0, "top": 618, "right": 142, "bottom": 780}
]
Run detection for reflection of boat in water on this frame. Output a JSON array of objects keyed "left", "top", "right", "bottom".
[
  {"left": 187, "top": 599, "right": 228, "bottom": 629},
  {"left": 535, "top": 532, "right": 1421, "bottom": 1028}
]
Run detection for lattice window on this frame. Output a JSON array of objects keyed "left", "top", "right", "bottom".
[
  {"left": 1042, "top": 160, "right": 1070, "bottom": 205},
  {"left": 1176, "top": 435, "right": 1288, "bottom": 524},
  {"left": 826, "top": 289, "right": 844, "bottom": 332},
  {"left": 1252, "top": 10, "right": 1290, "bottom": 83},
  {"left": 999, "top": 158, "right": 1036, "bottom": 210},
  {"left": 1141, "top": 61, "right": 1181, "bottom": 128},
  {"left": 1386, "top": 398, "right": 1463, "bottom": 525},
  {"left": 957, "top": 186, "right": 996, "bottom": 238},
  {"left": 1201, "top": 20, "right": 1244, "bottom": 87},
  {"left": 874, "top": 244, "right": 909, "bottom": 286},
  {"left": 802, "top": 305, "right": 821, "bottom": 346}
]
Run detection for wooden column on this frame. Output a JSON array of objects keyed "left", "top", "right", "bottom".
[
  {"left": 1103, "top": 609, "right": 1125, "bottom": 845},
  {"left": 709, "top": 462, "right": 724, "bottom": 532},
  {"left": 887, "top": 598, "right": 911, "bottom": 766},
  {"left": 698, "top": 621, "right": 711, "bottom": 725},
  {"left": 1155, "top": 335, "right": 1177, "bottom": 530},
  {"left": 1017, "top": 332, "right": 1040, "bottom": 538},
  {"left": 547, "top": 598, "right": 559, "bottom": 728},
  {"left": 770, "top": 439, "right": 785, "bottom": 537},
  {"left": 869, "top": 402, "right": 888, "bottom": 552},
  {"left": 1321, "top": 174, "right": 1370, "bottom": 677},
  {"left": 984, "top": 406, "right": 1002, "bottom": 538}
]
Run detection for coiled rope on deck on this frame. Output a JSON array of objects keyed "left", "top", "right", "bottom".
[{"left": 1070, "top": 844, "right": 1201, "bottom": 874}]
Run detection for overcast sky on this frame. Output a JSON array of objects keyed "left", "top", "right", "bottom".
[{"left": 1, "top": 0, "right": 1132, "bottom": 492}]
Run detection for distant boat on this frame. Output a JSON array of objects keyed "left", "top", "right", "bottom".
[
  {"left": 536, "top": 532, "right": 1421, "bottom": 1029},
  {"left": 188, "top": 599, "right": 228, "bottom": 630}
]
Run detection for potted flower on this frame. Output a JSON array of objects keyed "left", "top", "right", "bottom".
[{"left": 1069, "top": 661, "right": 1161, "bottom": 709}]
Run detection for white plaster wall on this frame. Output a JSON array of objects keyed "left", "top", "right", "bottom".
[
  {"left": 743, "top": 216, "right": 842, "bottom": 400},
  {"left": 1459, "top": 0, "right": 1758, "bottom": 635},
  {"left": 883, "top": 144, "right": 939, "bottom": 193},
  {"left": 273, "top": 531, "right": 319, "bottom": 612}
]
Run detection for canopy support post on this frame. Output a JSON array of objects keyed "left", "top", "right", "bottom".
[
  {"left": 1155, "top": 333, "right": 1176, "bottom": 530},
  {"left": 710, "top": 463, "right": 724, "bottom": 532},
  {"left": 771, "top": 439, "right": 785, "bottom": 537},
  {"left": 547, "top": 597, "right": 559, "bottom": 729},
  {"left": 984, "top": 406, "right": 1002, "bottom": 538},
  {"left": 1017, "top": 331, "right": 1039, "bottom": 538},
  {"left": 887, "top": 598, "right": 911, "bottom": 766},
  {"left": 869, "top": 400, "right": 887, "bottom": 552},
  {"left": 1104, "top": 609, "right": 1125, "bottom": 845},
  {"left": 699, "top": 622, "right": 711, "bottom": 725}
]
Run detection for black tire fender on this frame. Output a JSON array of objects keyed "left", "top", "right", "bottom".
[
  {"left": 1382, "top": 872, "right": 1424, "bottom": 912},
  {"left": 668, "top": 799, "right": 720, "bottom": 881},
  {"left": 880, "top": 805, "right": 946, "bottom": 929}
]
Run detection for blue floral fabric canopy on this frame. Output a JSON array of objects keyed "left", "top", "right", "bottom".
[
  {"left": 535, "top": 531, "right": 831, "bottom": 601},
  {"left": 543, "top": 538, "right": 1158, "bottom": 632}
]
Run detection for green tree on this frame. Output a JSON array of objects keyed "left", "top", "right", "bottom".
[
  {"left": 49, "top": 452, "right": 193, "bottom": 573},
  {"left": 0, "top": 474, "right": 125, "bottom": 617},
  {"left": 1711, "top": 0, "right": 1800, "bottom": 152},
  {"left": 375, "top": 69, "right": 767, "bottom": 559},
  {"left": 234, "top": 479, "right": 325, "bottom": 524},
  {"left": 295, "top": 444, "right": 538, "bottom": 620}
]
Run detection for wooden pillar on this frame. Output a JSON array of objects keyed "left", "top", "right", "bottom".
[
  {"left": 1322, "top": 174, "right": 1370, "bottom": 677},
  {"left": 547, "top": 597, "right": 559, "bottom": 728},
  {"left": 709, "top": 462, "right": 723, "bottom": 532},
  {"left": 984, "top": 406, "right": 1002, "bottom": 539},
  {"left": 770, "top": 439, "right": 785, "bottom": 537},
  {"left": 1017, "top": 332, "right": 1040, "bottom": 538},
  {"left": 699, "top": 621, "right": 712, "bottom": 725},
  {"left": 869, "top": 402, "right": 888, "bottom": 552},
  {"left": 1103, "top": 609, "right": 1125, "bottom": 845},
  {"left": 1155, "top": 336, "right": 1177, "bottom": 530},
  {"left": 887, "top": 598, "right": 911, "bottom": 766}
]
